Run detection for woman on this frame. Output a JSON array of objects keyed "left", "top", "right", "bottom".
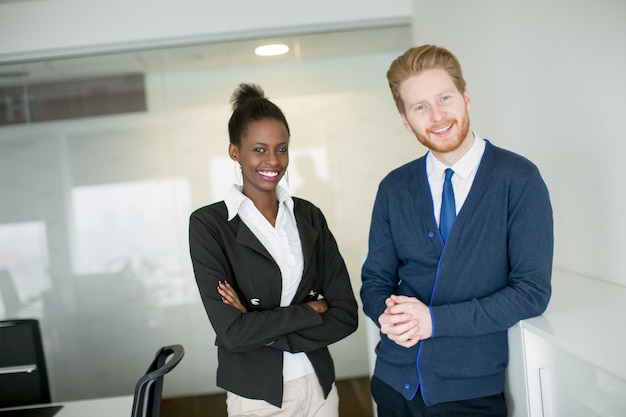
[{"left": 189, "top": 83, "right": 358, "bottom": 417}]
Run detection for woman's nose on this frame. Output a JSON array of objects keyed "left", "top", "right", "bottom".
[{"left": 265, "top": 151, "right": 279, "bottom": 165}]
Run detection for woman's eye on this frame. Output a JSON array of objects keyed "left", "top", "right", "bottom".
[
  {"left": 277, "top": 147, "right": 288, "bottom": 153},
  {"left": 254, "top": 148, "right": 265, "bottom": 153}
]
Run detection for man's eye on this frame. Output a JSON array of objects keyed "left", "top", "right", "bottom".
[
  {"left": 277, "top": 147, "right": 288, "bottom": 153},
  {"left": 415, "top": 104, "right": 426, "bottom": 111},
  {"left": 441, "top": 95, "right": 451, "bottom": 102},
  {"left": 254, "top": 148, "right": 265, "bottom": 153}
]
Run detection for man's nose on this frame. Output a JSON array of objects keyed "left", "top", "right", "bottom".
[{"left": 430, "top": 104, "right": 446, "bottom": 122}]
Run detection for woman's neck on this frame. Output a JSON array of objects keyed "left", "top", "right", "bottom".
[{"left": 245, "top": 189, "right": 279, "bottom": 226}]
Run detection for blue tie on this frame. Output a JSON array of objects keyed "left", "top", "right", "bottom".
[{"left": 440, "top": 168, "right": 456, "bottom": 243}]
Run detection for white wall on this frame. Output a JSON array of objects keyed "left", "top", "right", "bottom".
[
  {"left": 413, "top": 0, "right": 626, "bottom": 287},
  {"left": 0, "top": 0, "right": 411, "bottom": 62}
]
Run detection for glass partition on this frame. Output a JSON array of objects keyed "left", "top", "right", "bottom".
[{"left": 0, "top": 25, "right": 418, "bottom": 400}]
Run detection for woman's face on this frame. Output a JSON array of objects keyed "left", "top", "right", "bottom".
[{"left": 229, "top": 118, "right": 290, "bottom": 199}]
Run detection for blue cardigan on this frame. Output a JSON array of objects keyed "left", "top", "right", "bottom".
[{"left": 360, "top": 140, "right": 553, "bottom": 406}]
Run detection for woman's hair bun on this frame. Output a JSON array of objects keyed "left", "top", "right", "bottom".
[{"left": 230, "top": 83, "right": 266, "bottom": 111}]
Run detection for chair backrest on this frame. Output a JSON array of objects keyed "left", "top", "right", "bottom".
[
  {"left": 130, "top": 344, "right": 185, "bottom": 417},
  {"left": 0, "top": 319, "right": 51, "bottom": 408}
]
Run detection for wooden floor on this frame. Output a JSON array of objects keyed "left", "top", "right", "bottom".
[{"left": 161, "top": 376, "right": 373, "bottom": 417}]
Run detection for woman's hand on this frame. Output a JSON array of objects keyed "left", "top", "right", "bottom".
[
  {"left": 306, "top": 299, "right": 329, "bottom": 314},
  {"left": 217, "top": 281, "right": 246, "bottom": 313}
]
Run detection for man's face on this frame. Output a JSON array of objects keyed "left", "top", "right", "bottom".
[{"left": 399, "top": 68, "right": 473, "bottom": 164}]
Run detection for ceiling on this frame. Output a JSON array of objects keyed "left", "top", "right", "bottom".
[{"left": 0, "top": 25, "right": 412, "bottom": 87}]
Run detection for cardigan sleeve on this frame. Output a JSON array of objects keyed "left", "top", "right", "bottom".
[{"left": 360, "top": 181, "right": 400, "bottom": 327}]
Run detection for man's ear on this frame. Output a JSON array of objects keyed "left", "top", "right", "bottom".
[{"left": 463, "top": 88, "right": 472, "bottom": 112}]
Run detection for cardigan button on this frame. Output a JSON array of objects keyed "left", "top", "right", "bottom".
[
  {"left": 428, "top": 231, "right": 435, "bottom": 238},
  {"left": 404, "top": 383, "right": 411, "bottom": 390}
]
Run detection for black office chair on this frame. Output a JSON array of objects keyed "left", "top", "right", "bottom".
[
  {"left": 0, "top": 319, "right": 51, "bottom": 408},
  {"left": 131, "top": 344, "right": 185, "bottom": 417}
]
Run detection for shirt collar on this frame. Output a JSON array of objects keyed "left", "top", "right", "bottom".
[{"left": 224, "top": 184, "right": 294, "bottom": 221}]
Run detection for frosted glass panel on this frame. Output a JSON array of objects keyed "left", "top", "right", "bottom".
[
  {"left": 0, "top": 221, "right": 50, "bottom": 318},
  {"left": 71, "top": 178, "right": 190, "bottom": 277},
  {"left": 0, "top": 26, "right": 414, "bottom": 401}
]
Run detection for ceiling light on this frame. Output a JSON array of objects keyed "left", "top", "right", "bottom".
[{"left": 254, "top": 44, "right": 289, "bottom": 57}]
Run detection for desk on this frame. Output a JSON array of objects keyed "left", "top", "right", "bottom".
[
  {"left": 506, "top": 269, "right": 626, "bottom": 416},
  {"left": 0, "top": 396, "right": 133, "bottom": 417}
]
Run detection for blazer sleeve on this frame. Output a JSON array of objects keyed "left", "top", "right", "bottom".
[
  {"left": 189, "top": 207, "right": 326, "bottom": 353},
  {"left": 271, "top": 205, "right": 358, "bottom": 353}
]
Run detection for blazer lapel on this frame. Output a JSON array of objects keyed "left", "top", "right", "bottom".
[
  {"left": 233, "top": 216, "right": 274, "bottom": 260},
  {"left": 293, "top": 204, "right": 320, "bottom": 300},
  {"left": 230, "top": 202, "right": 321, "bottom": 303}
]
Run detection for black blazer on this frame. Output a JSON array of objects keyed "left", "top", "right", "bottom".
[{"left": 189, "top": 197, "right": 358, "bottom": 407}]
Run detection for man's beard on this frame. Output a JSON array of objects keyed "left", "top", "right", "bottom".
[{"left": 414, "top": 112, "right": 471, "bottom": 154}]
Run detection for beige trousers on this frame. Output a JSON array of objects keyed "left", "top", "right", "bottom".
[{"left": 226, "top": 373, "right": 339, "bottom": 417}]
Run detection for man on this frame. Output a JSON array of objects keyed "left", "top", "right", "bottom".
[{"left": 360, "top": 44, "right": 553, "bottom": 416}]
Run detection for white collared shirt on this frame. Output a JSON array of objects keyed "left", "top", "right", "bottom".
[
  {"left": 224, "top": 184, "right": 314, "bottom": 381},
  {"left": 427, "top": 133, "right": 486, "bottom": 226}
]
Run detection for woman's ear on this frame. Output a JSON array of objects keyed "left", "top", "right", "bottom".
[{"left": 228, "top": 143, "right": 238, "bottom": 161}]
